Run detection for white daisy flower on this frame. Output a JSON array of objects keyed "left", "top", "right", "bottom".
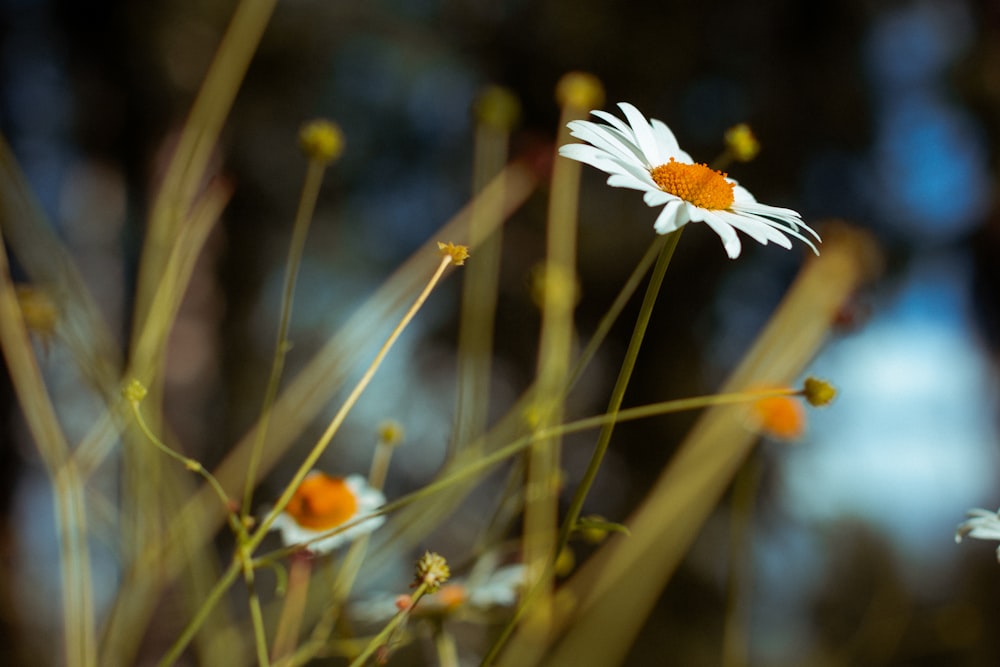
[
  {"left": 351, "top": 564, "right": 527, "bottom": 623},
  {"left": 558, "top": 102, "right": 821, "bottom": 259},
  {"left": 270, "top": 471, "right": 385, "bottom": 555},
  {"left": 956, "top": 507, "right": 1000, "bottom": 562}
]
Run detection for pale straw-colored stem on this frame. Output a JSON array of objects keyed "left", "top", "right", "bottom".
[
  {"left": 249, "top": 254, "right": 456, "bottom": 551},
  {"left": 242, "top": 156, "right": 329, "bottom": 519},
  {"left": 0, "top": 229, "right": 96, "bottom": 667}
]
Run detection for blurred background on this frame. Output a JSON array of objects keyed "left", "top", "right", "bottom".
[{"left": 2, "top": 0, "right": 1000, "bottom": 664}]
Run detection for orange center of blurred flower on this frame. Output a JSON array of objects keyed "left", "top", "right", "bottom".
[
  {"left": 285, "top": 473, "right": 359, "bottom": 530},
  {"left": 433, "top": 584, "right": 468, "bottom": 611},
  {"left": 649, "top": 159, "right": 735, "bottom": 210},
  {"left": 752, "top": 395, "right": 806, "bottom": 441}
]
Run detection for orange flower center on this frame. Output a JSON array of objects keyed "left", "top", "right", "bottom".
[
  {"left": 752, "top": 395, "right": 806, "bottom": 441},
  {"left": 432, "top": 584, "right": 468, "bottom": 611},
  {"left": 285, "top": 473, "right": 359, "bottom": 530},
  {"left": 649, "top": 158, "right": 735, "bottom": 210}
]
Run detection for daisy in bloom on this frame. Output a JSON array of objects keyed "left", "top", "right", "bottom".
[
  {"left": 270, "top": 471, "right": 386, "bottom": 555},
  {"left": 558, "top": 102, "right": 821, "bottom": 259},
  {"left": 956, "top": 507, "right": 1000, "bottom": 562},
  {"left": 352, "top": 564, "right": 527, "bottom": 623},
  {"left": 750, "top": 392, "right": 807, "bottom": 441}
]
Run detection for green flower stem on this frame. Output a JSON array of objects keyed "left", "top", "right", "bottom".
[
  {"left": 127, "top": 399, "right": 237, "bottom": 528},
  {"left": 157, "top": 559, "right": 242, "bottom": 667},
  {"left": 557, "top": 229, "right": 683, "bottom": 560},
  {"left": 251, "top": 385, "right": 796, "bottom": 564},
  {"left": 247, "top": 254, "right": 455, "bottom": 554},
  {"left": 242, "top": 156, "right": 329, "bottom": 520},
  {"left": 567, "top": 236, "right": 664, "bottom": 390},
  {"left": 348, "top": 582, "right": 431, "bottom": 667},
  {"left": 433, "top": 619, "right": 460, "bottom": 667},
  {"left": 242, "top": 551, "right": 271, "bottom": 667}
]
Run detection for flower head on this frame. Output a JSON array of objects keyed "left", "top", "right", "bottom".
[
  {"left": 353, "top": 564, "right": 527, "bottom": 623},
  {"left": 299, "top": 119, "right": 344, "bottom": 164},
  {"left": 751, "top": 394, "right": 806, "bottom": 441},
  {"left": 415, "top": 551, "right": 451, "bottom": 593},
  {"left": 558, "top": 103, "right": 820, "bottom": 259},
  {"left": 270, "top": 472, "right": 385, "bottom": 554},
  {"left": 956, "top": 507, "right": 1000, "bottom": 562}
]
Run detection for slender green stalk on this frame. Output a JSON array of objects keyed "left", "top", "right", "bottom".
[
  {"left": 242, "top": 157, "right": 329, "bottom": 519},
  {"left": 157, "top": 559, "right": 242, "bottom": 667},
  {"left": 349, "top": 582, "right": 430, "bottom": 667},
  {"left": 0, "top": 229, "right": 97, "bottom": 667},
  {"left": 253, "top": 386, "right": 798, "bottom": 562},
  {"left": 567, "top": 236, "right": 665, "bottom": 390},
  {"left": 433, "top": 620, "right": 460, "bottom": 667},
  {"left": 722, "top": 454, "right": 761, "bottom": 667},
  {"left": 557, "top": 228, "right": 683, "bottom": 556},
  {"left": 127, "top": 397, "right": 235, "bottom": 523},
  {"left": 248, "top": 253, "right": 457, "bottom": 553},
  {"left": 242, "top": 550, "right": 272, "bottom": 667}
]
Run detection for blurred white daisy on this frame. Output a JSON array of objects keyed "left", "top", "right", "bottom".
[
  {"left": 558, "top": 102, "right": 821, "bottom": 259},
  {"left": 352, "top": 564, "right": 527, "bottom": 623},
  {"left": 956, "top": 507, "right": 1000, "bottom": 562},
  {"left": 270, "top": 472, "right": 385, "bottom": 555}
]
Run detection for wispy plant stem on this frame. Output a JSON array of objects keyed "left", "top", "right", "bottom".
[
  {"left": 157, "top": 558, "right": 242, "bottom": 667},
  {"left": 249, "top": 253, "right": 457, "bottom": 552},
  {"left": 557, "top": 229, "right": 683, "bottom": 559},
  {"left": 242, "top": 156, "right": 330, "bottom": 519}
]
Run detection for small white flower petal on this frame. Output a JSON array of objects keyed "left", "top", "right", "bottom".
[
  {"left": 607, "top": 170, "right": 658, "bottom": 193},
  {"left": 559, "top": 103, "right": 819, "bottom": 258},
  {"left": 652, "top": 199, "right": 687, "bottom": 234},
  {"left": 566, "top": 121, "right": 646, "bottom": 166},
  {"left": 618, "top": 102, "right": 662, "bottom": 166},
  {"left": 270, "top": 473, "right": 386, "bottom": 555},
  {"left": 649, "top": 118, "right": 685, "bottom": 160},
  {"left": 643, "top": 189, "right": 674, "bottom": 207},
  {"left": 700, "top": 212, "right": 744, "bottom": 258}
]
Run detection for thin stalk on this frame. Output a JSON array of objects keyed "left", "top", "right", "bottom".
[
  {"left": 348, "top": 582, "right": 430, "bottom": 667},
  {"left": 556, "top": 228, "right": 682, "bottom": 556},
  {"left": 0, "top": 229, "right": 96, "bottom": 667},
  {"left": 249, "top": 254, "right": 456, "bottom": 552},
  {"left": 433, "top": 620, "right": 460, "bottom": 667},
  {"left": 157, "top": 558, "right": 242, "bottom": 667},
  {"left": 253, "top": 386, "right": 799, "bottom": 562},
  {"left": 242, "top": 550, "right": 271, "bottom": 667},
  {"left": 270, "top": 554, "right": 310, "bottom": 662},
  {"left": 242, "top": 157, "right": 329, "bottom": 519},
  {"left": 127, "top": 398, "right": 236, "bottom": 524},
  {"left": 722, "top": 454, "right": 761, "bottom": 667}
]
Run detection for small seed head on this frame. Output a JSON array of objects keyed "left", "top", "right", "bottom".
[{"left": 299, "top": 119, "right": 345, "bottom": 164}]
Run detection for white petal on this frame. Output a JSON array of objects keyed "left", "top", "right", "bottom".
[
  {"left": 618, "top": 103, "right": 663, "bottom": 167},
  {"left": 608, "top": 171, "right": 659, "bottom": 193},
  {"left": 567, "top": 121, "right": 646, "bottom": 167},
  {"left": 590, "top": 109, "right": 635, "bottom": 138},
  {"left": 713, "top": 210, "right": 792, "bottom": 248},
  {"left": 559, "top": 144, "right": 628, "bottom": 174},
  {"left": 652, "top": 199, "right": 687, "bottom": 234},
  {"left": 700, "top": 214, "right": 743, "bottom": 258},
  {"left": 643, "top": 189, "right": 674, "bottom": 206},
  {"left": 649, "top": 119, "right": 683, "bottom": 159}
]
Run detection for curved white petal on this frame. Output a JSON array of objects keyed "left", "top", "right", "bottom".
[
  {"left": 713, "top": 210, "right": 791, "bottom": 248},
  {"left": 618, "top": 102, "right": 662, "bottom": 166},
  {"left": 649, "top": 118, "right": 684, "bottom": 159},
  {"left": 700, "top": 214, "right": 743, "bottom": 258},
  {"left": 567, "top": 122, "right": 646, "bottom": 167},
  {"left": 643, "top": 189, "right": 675, "bottom": 206},
  {"left": 559, "top": 101, "right": 821, "bottom": 258},
  {"left": 608, "top": 171, "right": 658, "bottom": 192},
  {"left": 652, "top": 199, "right": 687, "bottom": 234}
]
